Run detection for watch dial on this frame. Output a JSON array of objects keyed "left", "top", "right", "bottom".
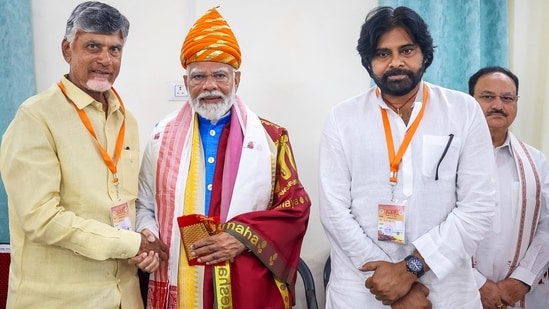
[{"left": 410, "top": 258, "right": 421, "bottom": 271}]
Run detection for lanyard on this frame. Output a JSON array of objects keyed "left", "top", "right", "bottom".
[
  {"left": 57, "top": 81, "right": 126, "bottom": 192},
  {"left": 378, "top": 84, "right": 428, "bottom": 190}
]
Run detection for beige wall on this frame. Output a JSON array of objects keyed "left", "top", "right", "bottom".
[
  {"left": 30, "top": 1, "right": 547, "bottom": 308},
  {"left": 508, "top": 0, "right": 549, "bottom": 154}
]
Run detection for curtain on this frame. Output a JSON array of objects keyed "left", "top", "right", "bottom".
[
  {"left": 379, "top": 0, "right": 509, "bottom": 92},
  {"left": 0, "top": 0, "right": 35, "bottom": 244}
]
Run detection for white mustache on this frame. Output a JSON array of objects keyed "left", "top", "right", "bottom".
[{"left": 197, "top": 90, "right": 225, "bottom": 100}]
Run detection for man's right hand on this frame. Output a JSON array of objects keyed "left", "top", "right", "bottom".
[
  {"left": 138, "top": 229, "right": 168, "bottom": 262},
  {"left": 479, "top": 279, "right": 505, "bottom": 309}
]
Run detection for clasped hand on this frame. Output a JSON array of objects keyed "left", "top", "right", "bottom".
[
  {"left": 128, "top": 229, "right": 168, "bottom": 273},
  {"left": 360, "top": 260, "right": 417, "bottom": 305},
  {"left": 480, "top": 278, "right": 529, "bottom": 309}
]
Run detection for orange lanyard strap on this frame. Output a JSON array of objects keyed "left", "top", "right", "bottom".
[
  {"left": 378, "top": 84, "right": 429, "bottom": 184},
  {"left": 57, "top": 81, "right": 126, "bottom": 184}
]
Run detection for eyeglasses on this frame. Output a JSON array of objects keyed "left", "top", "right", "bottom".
[
  {"left": 477, "top": 94, "right": 519, "bottom": 104},
  {"left": 188, "top": 72, "right": 232, "bottom": 86}
]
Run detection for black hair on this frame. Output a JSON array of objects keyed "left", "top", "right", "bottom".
[
  {"left": 357, "top": 6, "right": 435, "bottom": 77},
  {"left": 468, "top": 66, "right": 519, "bottom": 95}
]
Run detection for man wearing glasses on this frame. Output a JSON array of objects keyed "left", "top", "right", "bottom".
[
  {"left": 135, "top": 7, "right": 311, "bottom": 309},
  {"left": 469, "top": 66, "right": 549, "bottom": 309}
]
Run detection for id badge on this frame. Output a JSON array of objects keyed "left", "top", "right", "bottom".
[
  {"left": 377, "top": 200, "right": 406, "bottom": 244},
  {"left": 110, "top": 202, "right": 132, "bottom": 230}
]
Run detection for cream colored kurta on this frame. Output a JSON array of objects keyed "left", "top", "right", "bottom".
[{"left": 0, "top": 77, "right": 143, "bottom": 309}]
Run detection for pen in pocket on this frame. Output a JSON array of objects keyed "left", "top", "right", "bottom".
[{"left": 435, "top": 134, "right": 454, "bottom": 180}]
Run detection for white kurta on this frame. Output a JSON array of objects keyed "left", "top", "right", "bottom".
[
  {"left": 319, "top": 81, "right": 497, "bottom": 308},
  {"left": 473, "top": 133, "right": 549, "bottom": 308}
]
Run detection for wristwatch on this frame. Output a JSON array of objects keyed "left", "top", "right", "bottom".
[{"left": 404, "top": 255, "right": 425, "bottom": 278}]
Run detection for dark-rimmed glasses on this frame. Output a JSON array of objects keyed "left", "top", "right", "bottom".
[{"left": 477, "top": 94, "right": 519, "bottom": 104}]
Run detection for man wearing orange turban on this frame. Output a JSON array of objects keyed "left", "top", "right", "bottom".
[
  {"left": 181, "top": 7, "right": 241, "bottom": 70},
  {"left": 136, "top": 7, "right": 311, "bottom": 309}
]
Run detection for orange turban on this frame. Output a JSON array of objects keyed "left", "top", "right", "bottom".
[{"left": 181, "top": 7, "right": 241, "bottom": 69}]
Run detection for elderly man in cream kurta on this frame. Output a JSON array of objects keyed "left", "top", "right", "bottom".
[{"left": 0, "top": 2, "right": 166, "bottom": 308}]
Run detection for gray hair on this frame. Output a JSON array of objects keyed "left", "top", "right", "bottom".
[{"left": 64, "top": 1, "right": 129, "bottom": 43}]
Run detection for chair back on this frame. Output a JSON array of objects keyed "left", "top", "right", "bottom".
[
  {"left": 297, "top": 258, "right": 319, "bottom": 309},
  {"left": 323, "top": 256, "right": 331, "bottom": 289}
]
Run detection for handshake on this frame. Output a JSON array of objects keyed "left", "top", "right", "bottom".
[{"left": 129, "top": 229, "right": 168, "bottom": 273}]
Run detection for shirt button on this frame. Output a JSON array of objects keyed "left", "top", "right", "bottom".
[
  {"left": 208, "top": 157, "right": 215, "bottom": 164},
  {"left": 209, "top": 129, "right": 216, "bottom": 136},
  {"left": 207, "top": 184, "right": 213, "bottom": 191}
]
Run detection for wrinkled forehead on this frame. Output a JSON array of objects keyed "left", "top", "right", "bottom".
[
  {"left": 72, "top": 30, "right": 125, "bottom": 44},
  {"left": 476, "top": 73, "right": 517, "bottom": 94}
]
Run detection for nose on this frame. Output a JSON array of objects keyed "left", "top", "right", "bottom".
[
  {"left": 201, "top": 75, "right": 218, "bottom": 90},
  {"left": 389, "top": 54, "right": 404, "bottom": 68},
  {"left": 97, "top": 49, "right": 112, "bottom": 65},
  {"left": 491, "top": 97, "right": 505, "bottom": 109}
]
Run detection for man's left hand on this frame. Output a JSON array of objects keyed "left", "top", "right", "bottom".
[
  {"left": 191, "top": 232, "right": 246, "bottom": 265},
  {"left": 128, "top": 251, "right": 160, "bottom": 273},
  {"left": 497, "top": 278, "right": 529, "bottom": 306}
]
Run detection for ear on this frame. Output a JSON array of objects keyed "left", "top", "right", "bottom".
[
  {"left": 183, "top": 75, "right": 189, "bottom": 89},
  {"left": 61, "top": 38, "right": 71, "bottom": 62},
  {"left": 234, "top": 71, "right": 241, "bottom": 91}
]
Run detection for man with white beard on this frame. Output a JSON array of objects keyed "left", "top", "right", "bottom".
[{"left": 135, "top": 7, "right": 311, "bottom": 309}]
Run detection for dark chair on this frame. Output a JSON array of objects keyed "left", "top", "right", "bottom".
[
  {"left": 0, "top": 246, "right": 10, "bottom": 309},
  {"left": 140, "top": 258, "right": 320, "bottom": 308},
  {"left": 297, "top": 257, "right": 319, "bottom": 309},
  {"left": 138, "top": 269, "right": 148, "bottom": 305},
  {"left": 323, "top": 256, "right": 331, "bottom": 289}
]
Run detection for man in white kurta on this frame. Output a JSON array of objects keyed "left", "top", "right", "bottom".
[
  {"left": 320, "top": 81, "right": 497, "bottom": 308},
  {"left": 319, "top": 6, "right": 497, "bottom": 309},
  {"left": 469, "top": 66, "right": 549, "bottom": 308}
]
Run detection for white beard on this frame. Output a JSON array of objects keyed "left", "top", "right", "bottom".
[
  {"left": 86, "top": 79, "right": 112, "bottom": 92},
  {"left": 191, "top": 89, "right": 235, "bottom": 121}
]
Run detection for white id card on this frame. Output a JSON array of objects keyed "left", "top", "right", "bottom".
[
  {"left": 110, "top": 202, "right": 132, "bottom": 230},
  {"left": 377, "top": 201, "right": 406, "bottom": 244}
]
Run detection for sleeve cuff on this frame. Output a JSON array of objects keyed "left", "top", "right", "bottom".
[
  {"left": 510, "top": 266, "right": 536, "bottom": 287},
  {"left": 115, "top": 229, "right": 142, "bottom": 258},
  {"left": 473, "top": 268, "right": 487, "bottom": 288},
  {"left": 413, "top": 234, "right": 452, "bottom": 279}
]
